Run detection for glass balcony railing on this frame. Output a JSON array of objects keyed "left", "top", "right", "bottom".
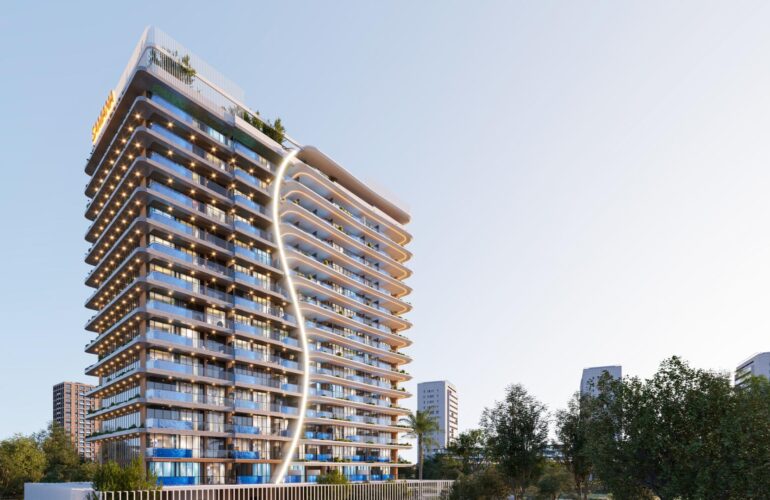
[
  {"left": 234, "top": 167, "right": 270, "bottom": 191},
  {"left": 146, "top": 271, "right": 230, "bottom": 302},
  {"left": 345, "top": 435, "right": 392, "bottom": 445},
  {"left": 236, "top": 476, "right": 267, "bottom": 485},
  {"left": 274, "top": 404, "right": 299, "bottom": 415},
  {"left": 233, "top": 296, "right": 293, "bottom": 322},
  {"left": 233, "top": 399, "right": 264, "bottom": 411},
  {"left": 146, "top": 418, "right": 196, "bottom": 431},
  {"left": 309, "top": 387, "right": 335, "bottom": 398},
  {"left": 233, "top": 348, "right": 299, "bottom": 370},
  {"left": 233, "top": 194, "right": 267, "bottom": 215},
  {"left": 150, "top": 95, "right": 232, "bottom": 149},
  {"left": 147, "top": 359, "right": 232, "bottom": 381},
  {"left": 233, "top": 245, "right": 278, "bottom": 267},
  {"left": 304, "top": 431, "right": 333, "bottom": 440},
  {"left": 233, "top": 144, "right": 274, "bottom": 172},
  {"left": 234, "top": 219, "right": 273, "bottom": 242},
  {"left": 146, "top": 447, "right": 193, "bottom": 458},
  {"left": 289, "top": 223, "right": 390, "bottom": 278},
  {"left": 301, "top": 297, "right": 393, "bottom": 335},
  {"left": 233, "top": 322, "right": 299, "bottom": 347},
  {"left": 148, "top": 181, "right": 229, "bottom": 225},
  {"left": 291, "top": 201, "right": 397, "bottom": 263},
  {"left": 147, "top": 245, "right": 282, "bottom": 300},
  {"left": 158, "top": 476, "right": 198, "bottom": 486},
  {"left": 231, "top": 424, "right": 260, "bottom": 435},
  {"left": 305, "top": 409, "right": 334, "bottom": 419},
  {"left": 146, "top": 300, "right": 230, "bottom": 328},
  {"left": 146, "top": 328, "right": 230, "bottom": 354},
  {"left": 146, "top": 389, "right": 229, "bottom": 407},
  {"left": 100, "top": 360, "right": 140, "bottom": 385},
  {"left": 306, "top": 321, "right": 393, "bottom": 353},
  {"left": 148, "top": 242, "right": 232, "bottom": 277},
  {"left": 234, "top": 373, "right": 298, "bottom": 393},
  {"left": 149, "top": 123, "right": 229, "bottom": 171},
  {"left": 148, "top": 210, "right": 232, "bottom": 252},
  {"left": 148, "top": 152, "right": 229, "bottom": 197},
  {"left": 233, "top": 271, "right": 286, "bottom": 296}
]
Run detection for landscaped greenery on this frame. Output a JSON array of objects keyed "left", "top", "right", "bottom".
[
  {"left": 400, "top": 410, "right": 439, "bottom": 480},
  {"left": 91, "top": 458, "right": 158, "bottom": 494},
  {"left": 316, "top": 469, "right": 349, "bottom": 485},
  {"left": 149, "top": 48, "right": 196, "bottom": 84},
  {"left": 428, "top": 356, "right": 770, "bottom": 499},
  {"left": 0, "top": 422, "right": 96, "bottom": 498},
  {"left": 239, "top": 110, "right": 286, "bottom": 145}
]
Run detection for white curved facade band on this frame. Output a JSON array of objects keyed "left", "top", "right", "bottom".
[{"left": 270, "top": 148, "right": 309, "bottom": 484}]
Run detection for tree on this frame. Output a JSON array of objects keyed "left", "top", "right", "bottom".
[
  {"left": 445, "top": 429, "right": 486, "bottom": 475},
  {"left": 265, "top": 118, "right": 286, "bottom": 145},
  {"left": 401, "top": 410, "right": 439, "bottom": 480},
  {"left": 722, "top": 375, "right": 770, "bottom": 498},
  {"left": 583, "top": 356, "right": 770, "bottom": 500},
  {"left": 554, "top": 393, "right": 592, "bottom": 499},
  {"left": 40, "top": 422, "right": 83, "bottom": 482},
  {"left": 535, "top": 461, "right": 573, "bottom": 500},
  {"left": 422, "top": 452, "right": 462, "bottom": 480},
  {"left": 446, "top": 466, "right": 511, "bottom": 500},
  {"left": 0, "top": 434, "right": 46, "bottom": 497},
  {"left": 317, "top": 469, "right": 348, "bottom": 484},
  {"left": 92, "top": 458, "right": 159, "bottom": 492},
  {"left": 480, "top": 384, "right": 549, "bottom": 497}
]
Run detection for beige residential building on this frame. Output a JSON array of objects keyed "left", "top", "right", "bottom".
[
  {"left": 84, "top": 27, "right": 412, "bottom": 485},
  {"left": 53, "top": 382, "right": 97, "bottom": 461}
]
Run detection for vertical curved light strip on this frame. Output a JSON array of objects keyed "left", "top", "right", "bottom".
[{"left": 270, "top": 148, "right": 308, "bottom": 484}]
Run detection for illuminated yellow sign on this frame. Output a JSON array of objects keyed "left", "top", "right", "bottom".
[{"left": 91, "top": 90, "right": 117, "bottom": 144}]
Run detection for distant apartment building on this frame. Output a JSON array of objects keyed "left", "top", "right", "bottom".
[
  {"left": 53, "top": 382, "right": 97, "bottom": 461},
  {"left": 735, "top": 352, "right": 770, "bottom": 388},
  {"left": 417, "top": 381, "right": 458, "bottom": 454},
  {"left": 580, "top": 365, "right": 622, "bottom": 397},
  {"left": 82, "top": 27, "right": 413, "bottom": 485}
]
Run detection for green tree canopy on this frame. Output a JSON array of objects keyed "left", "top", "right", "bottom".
[
  {"left": 446, "top": 429, "right": 486, "bottom": 475},
  {"left": 422, "top": 451, "right": 462, "bottom": 480},
  {"left": 401, "top": 410, "right": 439, "bottom": 480},
  {"left": 554, "top": 392, "right": 593, "bottom": 499},
  {"left": 40, "top": 422, "right": 83, "bottom": 482},
  {"left": 92, "top": 458, "right": 158, "bottom": 492},
  {"left": 534, "top": 461, "right": 573, "bottom": 500},
  {"left": 0, "top": 434, "right": 46, "bottom": 497},
  {"left": 480, "top": 383, "right": 549, "bottom": 497},
  {"left": 447, "top": 465, "right": 511, "bottom": 500},
  {"left": 316, "top": 469, "right": 349, "bottom": 484},
  {"left": 585, "top": 356, "right": 770, "bottom": 499}
]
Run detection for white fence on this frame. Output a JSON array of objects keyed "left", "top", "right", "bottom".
[{"left": 27, "top": 481, "right": 454, "bottom": 500}]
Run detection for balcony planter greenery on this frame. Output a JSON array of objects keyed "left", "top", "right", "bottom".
[
  {"left": 149, "top": 49, "right": 196, "bottom": 85},
  {"left": 239, "top": 110, "right": 286, "bottom": 145}
]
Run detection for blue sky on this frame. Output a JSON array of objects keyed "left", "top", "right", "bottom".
[{"left": 3, "top": 1, "right": 770, "bottom": 442}]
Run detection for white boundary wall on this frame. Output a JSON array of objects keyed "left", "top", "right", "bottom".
[
  {"left": 25, "top": 481, "right": 454, "bottom": 500},
  {"left": 24, "top": 482, "right": 94, "bottom": 500}
]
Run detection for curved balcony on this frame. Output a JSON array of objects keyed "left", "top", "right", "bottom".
[{"left": 283, "top": 178, "right": 411, "bottom": 263}]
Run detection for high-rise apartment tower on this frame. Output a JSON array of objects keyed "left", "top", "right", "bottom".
[
  {"left": 580, "top": 365, "right": 622, "bottom": 397},
  {"left": 84, "top": 27, "right": 413, "bottom": 485},
  {"left": 417, "top": 381, "right": 458, "bottom": 454},
  {"left": 735, "top": 352, "right": 770, "bottom": 388},
  {"left": 53, "top": 382, "right": 97, "bottom": 461}
]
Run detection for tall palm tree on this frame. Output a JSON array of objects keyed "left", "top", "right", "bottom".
[{"left": 401, "top": 410, "right": 439, "bottom": 480}]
